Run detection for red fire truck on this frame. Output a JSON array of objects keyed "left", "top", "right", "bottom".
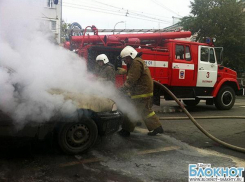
[{"left": 64, "top": 26, "right": 240, "bottom": 110}]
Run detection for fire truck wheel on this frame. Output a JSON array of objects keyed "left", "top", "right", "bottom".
[
  {"left": 183, "top": 99, "right": 200, "bottom": 107},
  {"left": 215, "top": 86, "right": 235, "bottom": 110},
  {"left": 58, "top": 118, "right": 98, "bottom": 155}
]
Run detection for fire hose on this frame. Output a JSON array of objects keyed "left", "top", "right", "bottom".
[{"left": 154, "top": 81, "right": 245, "bottom": 153}]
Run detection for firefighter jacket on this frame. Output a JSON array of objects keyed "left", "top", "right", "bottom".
[
  {"left": 98, "top": 63, "right": 115, "bottom": 83},
  {"left": 123, "top": 57, "right": 153, "bottom": 98}
]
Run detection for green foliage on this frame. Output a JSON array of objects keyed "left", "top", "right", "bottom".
[
  {"left": 180, "top": 0, "right": 245, "bottom": 75},
  {"left": 61, "top": 20, "right": 71, "bottom": 43}
]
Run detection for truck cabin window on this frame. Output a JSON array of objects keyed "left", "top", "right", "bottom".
[
  {"left": 209, "top": 48, "right": 215, "bottom": 63},
  {"left": 201, "top": 47, "right": 216, "bottom": 63},
  {"left": 185, "top": 46, "right": 191, "bottom": 61},
  {"left": 201, "top": 47, "right": 209, "bottom": 62},
  {"left": 175, "top": 45, "right": 191, "bottom": 61}
]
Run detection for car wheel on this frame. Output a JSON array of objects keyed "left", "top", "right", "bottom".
[
  {"left": 58, "top": 118, "right": 98, "bottom": 155},
  {"left": 183, "top": 99, "right": 200, "bottom": 107},
  {"left": 215, "top": 86, "right": 235, "bottom": 110}
]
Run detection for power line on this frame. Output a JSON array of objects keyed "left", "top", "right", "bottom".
[
  {"left": 129, "top": 11, "right": 170, "bottom": 23},
  {"left": 63, "top": 1, "right": 170, "bottom": 23},
  {"left": 63, "top": 5, "right": 124, "bottom": 16},
  {"left": 150, "top": 0, "right": 181, "bottom": 16},
  {"left": 92, "top": 0, "right": 172, "bottom": 19},
  {"left": 63, "top": 2, "right": 124, "bottom": 14},
  {"left": 63, "top": 4, "right": 170, "bottom": 24},
  {"left": 62, "top": 2, "right": 171, "bottom": 24},
  {"left": 63, "top": 0, "right": 172, "bottom": 22}
]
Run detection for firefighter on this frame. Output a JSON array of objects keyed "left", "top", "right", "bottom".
[
  {"left": 96, "top": 54, "right": 115, "bottom": 83},
  {"left": 118, "top": 46, "right": 164, "bottom": 137}
]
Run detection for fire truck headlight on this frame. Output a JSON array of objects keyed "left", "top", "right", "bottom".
[{"left": 112, "top": 103, "right": 118, "bottom": 111}]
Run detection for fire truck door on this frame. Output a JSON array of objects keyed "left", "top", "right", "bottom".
[
  {"left": 196, "top": 46, "right": 217, "bottom": 87},
  {"left": 171, "top": 44, "right": 195, "bottom": 86}
]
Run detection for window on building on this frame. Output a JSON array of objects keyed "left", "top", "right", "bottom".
[
  {"left": 51, "top": 20, "right": 56, "bottom": 30},
  {"left": 175, "top": 45, "right": 191, "bottom": 61},
  {"left": 47, "top": 0, "right": 53, "bottom": 8}
]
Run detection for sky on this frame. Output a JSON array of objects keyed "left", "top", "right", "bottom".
[{"left": 62, "top": 0, "right": 192, "bottom": 30}]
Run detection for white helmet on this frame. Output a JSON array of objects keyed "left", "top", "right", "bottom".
[
  {"left": 120, "top": 46, "right": 138, "bottom": 59},
  {"left": 96, "top": 54, "right": 109, "bottom": 64}
]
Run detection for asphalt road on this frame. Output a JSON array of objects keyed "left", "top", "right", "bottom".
[
  {"left": 0, "top": 96, "right": 244, "bottom": 182},
  {"left": 155, "top": 96, "right": 245, "bottom": 159}
]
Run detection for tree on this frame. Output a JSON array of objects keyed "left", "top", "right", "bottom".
[
  {"left": 180, "top": 0, "right": 245, "bottom": 75},
  {"left": 61, "top": 20, "right": 71, "bottom": 43}
]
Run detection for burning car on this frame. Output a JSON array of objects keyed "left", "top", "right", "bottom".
[{"left": 0, "top": 89, "right": 122, "bottom": 154}]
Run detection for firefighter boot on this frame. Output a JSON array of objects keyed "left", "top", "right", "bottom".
[
  {"left": 118, "top": 129, "right": 130, "bottom": 137},
  {"left": 148, "top": 126, "right": 164, "bottom": 136}
]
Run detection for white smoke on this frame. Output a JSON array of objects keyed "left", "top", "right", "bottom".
[{"left": 0, "top": 0, "right": 140, "bottom": 125}]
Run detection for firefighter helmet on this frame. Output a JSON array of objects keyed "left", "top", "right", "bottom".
[
  {"left": 120, "top": 46, "right": 138, "bottom": 59},
  {"left": 96, "top": 54, "right": 109, "bottom": 64}
]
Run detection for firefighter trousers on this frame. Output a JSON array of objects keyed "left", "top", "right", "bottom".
[{"left": 122, "top": 97, "right": 162, "bottom": 132}]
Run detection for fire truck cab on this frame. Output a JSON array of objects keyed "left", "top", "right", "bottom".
[
  {"left": 150, "top": 38, "right": 239, "bottom": 110},
  {"left": 65, "top": 26, "right": 240, "bottom": 110}
]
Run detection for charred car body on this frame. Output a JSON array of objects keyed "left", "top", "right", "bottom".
[{"left": 0, "top": 89, "right": 122, "bottom": 154}]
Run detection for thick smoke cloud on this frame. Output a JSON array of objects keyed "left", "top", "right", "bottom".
[{"left": 0, "top": 0, "right": 140, "bottom": 125}]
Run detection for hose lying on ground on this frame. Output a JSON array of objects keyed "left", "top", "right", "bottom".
[{"left": 154, "top": 81, "right": 245, "bottom": 153}]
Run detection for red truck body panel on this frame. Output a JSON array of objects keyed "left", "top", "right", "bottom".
[{"left": 64, "top": 26, "right": 240, "bottom": 109}]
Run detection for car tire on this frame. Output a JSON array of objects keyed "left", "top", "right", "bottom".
[
  {"left": 215, "top": 86, "right": 235, "bottom": 110},
  {"left": 183, "top": 99, "right": 200, "bottom": 107},
  {"left": 58, "top": 118, "right": 98, "bottom": 155}
]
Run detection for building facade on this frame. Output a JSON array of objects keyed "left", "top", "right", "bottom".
[{"left": 41, "top": 0, "right": 62, "bottom": 43}]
